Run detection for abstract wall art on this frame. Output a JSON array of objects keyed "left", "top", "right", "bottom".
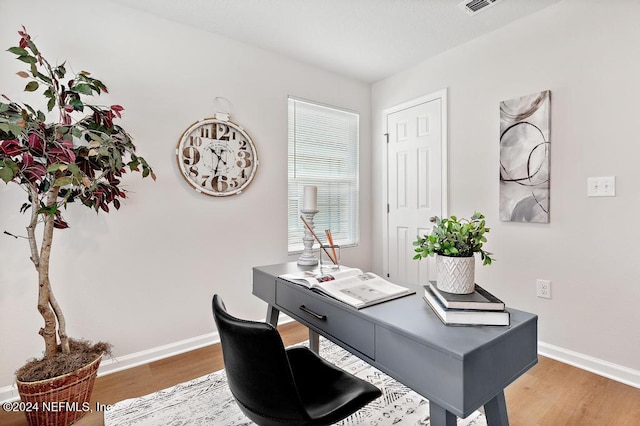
[{"left": 499, "top": 90, "right": 551, "bottom": 223}]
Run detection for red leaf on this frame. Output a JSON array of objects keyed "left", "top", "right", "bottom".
[
  {"left": 110, "top": 105, "right": 124, "bottom": 118},
  {"left": 27, "top": 133, "right": 44, "bottom": 155},
  {"left": 21, "top": 152, "right": 34, "bottom": 167},
  {"left": 0, "top": 139, "right": 26, "bottom": 156},
  {"left": 53, "top": 215, "right": 69, "bottom": 229},
  {"left": 22, "top": 163, "right": 46, "bottom": 183}
]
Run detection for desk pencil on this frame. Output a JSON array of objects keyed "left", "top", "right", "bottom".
[{"left": 325, "top": 229, "right": 338, "bottom": 265}]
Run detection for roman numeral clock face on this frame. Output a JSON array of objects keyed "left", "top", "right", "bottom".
[{"left": 176, "top": 118, "right": 258, "bottom": 196}]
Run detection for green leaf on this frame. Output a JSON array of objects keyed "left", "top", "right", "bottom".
[
  {"left": 37, "top": 203, "right": 58, "bottom": 216},
  {"left": 0, "top": 166, "right": 14, "bottom": 183},
  {"left": 69, "top": 97, "right": 84, "bottom": 111},
  {"left": 47, "top": 97, "right": 55, "bottom": 112},
  {"left": 86, "top": 131, "right": 104, "bottom": 143},
  {"left": 47, "top": 163, "right": 65, "bottom": 172},
  {"left": 73, "top": 83, "right": 93, "bottom": 95},
  {"left": 7, "top": 47, "right": 28, "bottom": 56},
  {"left": 36, "top": 72, "right": 52, "bottom": 84},
  {"left": 67, "top": 163, "right": 80, "bottom": 175},
  {"left": 0, "top": 103, "right": 9, "bottom": 113},
  {"left": 26, "top": 39, "right": 39, "bottom": 55},
  {"left": 24, "top": 81, "right": 39, "bottom": 92},
  {"left": 0, "top": 122, "right": 25, "bottom": 138},
  {"left": 53, "top": 176, "right": 73, "bottom": 187},
  {"left": 54, "top": 64, "right": 66, "bottom": 79},
  {"left": 16, "top": 55, "right": 36, "bottom": 64}
]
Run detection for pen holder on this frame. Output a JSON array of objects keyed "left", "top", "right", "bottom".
[{"left": 319, "top": 245, "right": 340, "bottom": 273}]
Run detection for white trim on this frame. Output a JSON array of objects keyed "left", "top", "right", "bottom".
[
  {"left": 381, "top": 88, "right": 449, "bottom": 277},
  {"left": 538, "top": 341, "right": 640, "bottom": 389},
  {"left": 0, "top": 332, "right": 221, "bottom": 404},
  {"left": 3, "top": 332, "right": 638, "bottom": 403},
  {"left": 99, "top": 333, "right": 220, "bottom": 377},
  {"left": 0, "top": 314, "right": 295, "bottom": 403}
]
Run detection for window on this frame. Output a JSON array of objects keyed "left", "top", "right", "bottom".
[{"left": 288, "top": 97, "right": 359, "bottom": 253}]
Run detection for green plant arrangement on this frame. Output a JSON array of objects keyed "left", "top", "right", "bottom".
[
  {"left": 413, "top": 212, "right": 494, "bottom": 265},
  {"left": 0, "top": 26, "right": 155, "bottom": 385}
]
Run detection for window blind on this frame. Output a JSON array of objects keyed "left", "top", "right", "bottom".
[{"left": 288, "top": 97, "right": 359, "bottom": 253}]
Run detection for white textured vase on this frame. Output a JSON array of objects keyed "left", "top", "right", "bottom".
[{"left": 436, "top": 255, "right": 476, "bottom": 294}]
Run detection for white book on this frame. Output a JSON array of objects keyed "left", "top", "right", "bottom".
[{"left": 280, "top": 267, "right": 414, "bottom": 309}]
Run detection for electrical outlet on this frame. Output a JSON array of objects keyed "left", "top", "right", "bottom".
[
  {"left": 536, "top": 279, "right": 551, "bottom": 299},
  {"left": 587, "top": 176, "right": 616, "bottom": 197}
]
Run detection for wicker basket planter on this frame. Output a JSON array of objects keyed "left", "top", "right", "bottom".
[{"left": 16, "top": 354, "right": 102, "bottom": 426}]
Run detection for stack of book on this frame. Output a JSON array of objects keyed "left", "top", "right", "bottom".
[{"left": 423, "top": 281, "right": 510, "bottom": 326}]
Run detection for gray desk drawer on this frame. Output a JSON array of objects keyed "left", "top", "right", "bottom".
[{"left": 275, "top": 281, "right": 375, "bottom": 358}]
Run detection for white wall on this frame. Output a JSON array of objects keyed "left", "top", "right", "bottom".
[
  {"left": 372, "top": 0, "right": 640, "bottom": 378},
  {"left": 0, "top": 0, "right": 371, "bottom": 388}
]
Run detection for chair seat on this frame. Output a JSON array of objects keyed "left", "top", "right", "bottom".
[{"left": 286, "top": 347, "right": 381, "bottom": 424}]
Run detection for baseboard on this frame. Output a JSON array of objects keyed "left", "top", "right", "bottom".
[
  {"left": 538, "top": 341, "right": 640, "bottom": 389},
  {"left": 0, "top": 332, "right": 222, "bottom": 404},
  {"left": 4, "top": 326, "right": 637, "bottom": 403},
  {"left": 1, "top": 314, "right": 294, "bottom": 403}
]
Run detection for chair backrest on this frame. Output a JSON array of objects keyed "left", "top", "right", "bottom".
[{"left": 212, "top": 295, "right": 309, "bottom": 422}]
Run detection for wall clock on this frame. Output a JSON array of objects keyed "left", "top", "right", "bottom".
[{"left": 176, "top": 116, "right": 258, "bottom": 196}]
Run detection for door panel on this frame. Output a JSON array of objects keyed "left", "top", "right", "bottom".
[{"left": 387, "top": 98, "right": 443, "bottom": 286}]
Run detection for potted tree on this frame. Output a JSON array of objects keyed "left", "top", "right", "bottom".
[
  {"left": 0, "top": 27, "right": 154, "bottom": 425},
  {"left": 413, "top": 212, "right": 494, "bottom": 294}
]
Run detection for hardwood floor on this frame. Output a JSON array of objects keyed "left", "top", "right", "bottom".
[{"left": 1, "top": 322, "right": 639, "bottom": 425}]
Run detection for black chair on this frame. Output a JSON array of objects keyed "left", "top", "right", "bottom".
[{"left": 212, "top": 294, "right": 382, "bottom": 426}]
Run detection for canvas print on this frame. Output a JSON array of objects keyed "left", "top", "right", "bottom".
[{"left": 499, "top": 90, "right": 551, "bottom": 223}]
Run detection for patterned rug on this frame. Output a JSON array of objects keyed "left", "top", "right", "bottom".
[{"left": 105, "top": 339, "right": 487, "bottom": 425}]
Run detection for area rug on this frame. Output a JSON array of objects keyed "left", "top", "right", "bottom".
[{"left": 105, "top": 339, "right": 487, "bottom": 425}]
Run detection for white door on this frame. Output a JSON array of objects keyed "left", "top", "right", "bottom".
[{"left": 385, "top": 92, "right": 447, "bottom": 286}]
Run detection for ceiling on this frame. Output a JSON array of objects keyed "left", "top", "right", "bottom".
[{"left": 106, "top": 0, "right": 561, "bottom": 83}]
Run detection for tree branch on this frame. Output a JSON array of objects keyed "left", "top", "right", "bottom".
[
  {"left": 46, "top": 278, "right": 70, "bottom": 354},
  {"left": 26, "top": 185, "right": 41, "bottom": 268},
  {"left": 37, "top": 186, "right": 60, "bottom": 357}
]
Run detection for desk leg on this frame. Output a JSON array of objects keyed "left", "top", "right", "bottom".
[
  {"left": 309, "top": 329, "right": 320, "bottom": 354},
  {"left": 265, "top": 305, "right": 279, "bottom": 327},
  {"left": 429, "top": 402, "right": 456, "bottom": 426},
  {"left": 484, "top": 391, "right": 509, "bottom": 426}
]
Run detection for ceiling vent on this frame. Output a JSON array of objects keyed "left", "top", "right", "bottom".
[{"left": 458, "top": 0, "right": 504, "bottom": 16}]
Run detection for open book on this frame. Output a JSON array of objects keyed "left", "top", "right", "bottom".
[{"left": 280, "top": 267, "right": 414, "bottom": 309}]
